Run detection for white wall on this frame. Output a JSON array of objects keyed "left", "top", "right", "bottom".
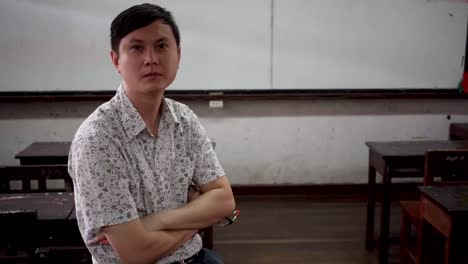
[
  {"left": 1, "top": 1, "right": 468, "bottom": 184},
  {"left": 1, "top": 99, "right": 467, "bottom": 184}
]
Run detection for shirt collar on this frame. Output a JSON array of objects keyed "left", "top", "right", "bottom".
[{"left": 116, "top": 84, "right": 180, "bottom": 139}]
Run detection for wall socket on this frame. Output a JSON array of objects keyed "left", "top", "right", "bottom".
[{"left": 209, "top": 100, "right": 224, "bottom": 108}]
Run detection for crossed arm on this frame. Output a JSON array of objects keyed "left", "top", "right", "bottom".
[
  {"left": 91, "top": 176, "right": 235, "bottom": 264},
  {"left": 140, "top": 176, "right": 235, "bottom": 231}
]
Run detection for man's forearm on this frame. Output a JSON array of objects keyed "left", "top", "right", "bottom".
[
  {"left": 141, "top": 188, "right": 234, "bottom": 231},
  {"left": 126, "top": 229, "right": 194, "bottom": 263},
  {"left": 100, "top": 219, "right": 196, "bottom": 264}
]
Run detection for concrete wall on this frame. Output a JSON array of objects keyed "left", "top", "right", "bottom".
[{"left": 1, "top": 99, "right": 467, "bottom": 184}]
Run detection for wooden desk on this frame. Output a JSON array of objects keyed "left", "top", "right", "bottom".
[
  {"left": 13, "top": 141, "right": 215, "bottom": 248},
  {"left": 365, "top": 140, "right": 468, "bottom": 264},
  {"left": 449, "top": 123, "right": 468, "bottom": 140},
  {"left": 0, "top": 192, "right": 82, "bottom": 246},
  {"left": 0, "top": 192, "right": 74, "bottom": 219},
  {"left": 419, "top": 186, "right": 468, "bottom": 264},
  {"left": 13, "top": 140, "right": 215, "bottom": 165},
  {"left": 15, "top": 142, "right": 70, "bottom": 165}
]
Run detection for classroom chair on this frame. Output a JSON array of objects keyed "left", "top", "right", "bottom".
[{"left": 400, "top": 149, "right": 468, "bottom": 264}]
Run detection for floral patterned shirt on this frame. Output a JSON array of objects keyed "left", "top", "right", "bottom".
[{"left": 68, "top": 84, "right": 225, "bottom": 264}]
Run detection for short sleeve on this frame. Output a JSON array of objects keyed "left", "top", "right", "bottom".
[
  {"left": 69, "top": 136, "right": 139, "bottom": 232},
  {"left": 190, "top": 112, "right": 226, "bottom": 186}
]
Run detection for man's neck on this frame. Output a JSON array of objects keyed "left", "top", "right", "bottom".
[{"left": 124, "top": 84, "right": 165, "bottom": 137}]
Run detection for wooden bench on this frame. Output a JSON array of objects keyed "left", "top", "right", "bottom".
[{"left": 0, "top": 165, "right": 72, "bottom": 193}]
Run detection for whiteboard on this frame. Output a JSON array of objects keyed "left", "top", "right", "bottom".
[
  {"left": 273, "top": 0, "right": 468, "bottom": 89},
  {"left": 0, "top": 0, "right": 271, "bottom": 92},
  {"left": 0, "top": 0, "right": 467, "bottom": 92}
]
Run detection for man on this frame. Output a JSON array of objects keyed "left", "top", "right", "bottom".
[{"left": 68, "top": 3, "right": 235, "bottom": 264}]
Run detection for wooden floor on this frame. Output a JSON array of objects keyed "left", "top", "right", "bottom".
[{"left": 213, "top": 195, "right": 406, "bottom": 264}]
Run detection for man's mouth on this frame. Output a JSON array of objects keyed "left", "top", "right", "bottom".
[{"left": 143, "top": 72, "right": 163, "bottom": 78}]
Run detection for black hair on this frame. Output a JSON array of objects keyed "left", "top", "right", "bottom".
[{"left": 110, "top": 3, "right": 180, "bottom": 53}]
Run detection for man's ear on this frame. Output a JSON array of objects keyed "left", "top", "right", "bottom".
[
  {"left": 177, "top": 47, "right": 181, "bottom": 67},
  {"left": 110, "top": 50, "right": 120, "bottom": 73}
]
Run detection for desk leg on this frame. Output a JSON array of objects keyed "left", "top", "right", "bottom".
[
  {"left": 417, "top": 219, "right": 436, "bottom": 264},
  {"left": 446, "top": 219, "right": 468, "bottom": 264},
  {"left": 378, "top": 168, "right": 391, "bottom": 264},
  {"left": 365, "top": 165, "right": 376, "bottom": 250}
]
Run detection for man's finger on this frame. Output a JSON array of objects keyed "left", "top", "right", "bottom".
[
  {"left": 99, "top": 239, "right": 110, "bottom": 245},
  {"left": 88, "top": 233, "right": 107, "bottom": 245}
]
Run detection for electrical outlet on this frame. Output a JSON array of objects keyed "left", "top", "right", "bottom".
[{"left": 209, "top": 100, "right": 224, "bottom": 108}]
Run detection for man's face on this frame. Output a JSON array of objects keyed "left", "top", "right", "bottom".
[{"left": 111, "top": 20, "right": 180, "bottom": 95}]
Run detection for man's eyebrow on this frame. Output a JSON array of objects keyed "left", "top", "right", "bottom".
[
  {"left": 155, "top": 37, "right": 169, "bottom": 43},
  {"left": 127, "top": 37, "right": 169, "bottom": 44},
  {"left": 128, "top": 38, "right": 144, "bottom": 44}
]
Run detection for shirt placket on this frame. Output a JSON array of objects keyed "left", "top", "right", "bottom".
[{"left": 154, "top": 114, "right": 175, "bottom": 209}]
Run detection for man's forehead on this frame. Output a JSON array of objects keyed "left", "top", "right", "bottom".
[{"left": 123, "top": 21, "right": 174, "bottom": 43}]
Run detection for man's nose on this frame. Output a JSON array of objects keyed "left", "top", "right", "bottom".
[{"left": 144, "top": 49, "right": 160, "bottom": 65}]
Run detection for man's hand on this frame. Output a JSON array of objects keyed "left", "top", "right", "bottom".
[{"left": 88, "top": 233, "right": 110, "bottom": 245}]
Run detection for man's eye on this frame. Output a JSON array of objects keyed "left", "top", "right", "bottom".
[
  {"left": 130, "top": 45, "right": 142, "bottom": 51},
  {"left": 159, "top": 43, "right": 168, "bottom": 49}
]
